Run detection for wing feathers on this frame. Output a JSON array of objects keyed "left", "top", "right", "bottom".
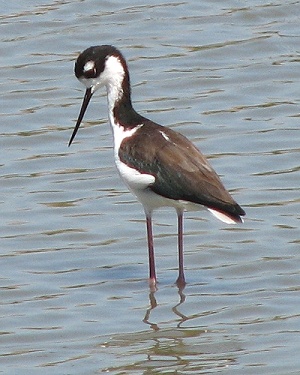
[{"left": 118, "top": 121, "right": 245, "bottom": 219}]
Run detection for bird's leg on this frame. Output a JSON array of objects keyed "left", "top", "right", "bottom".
[
  {"left": 176, "top": 210, "right": 186, "bottom": 288},
  {"left": 146, "top": 211, "right": 156, "bottom": 287}
]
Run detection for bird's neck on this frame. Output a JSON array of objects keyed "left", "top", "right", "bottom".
[{"left": 105, "top": 56, "right": 145, "bottom": 131}]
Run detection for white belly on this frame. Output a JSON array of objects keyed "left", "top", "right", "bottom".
[
  {"left": 115, "top": 156, "right": 203, "bottom": 214},
  {"left": 116, "top": 157, "right": 155, "bottom": 190}
]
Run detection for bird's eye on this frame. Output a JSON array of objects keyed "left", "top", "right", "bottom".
[{"left": 83, "top": 61, "right": 97, "bottom": 78}]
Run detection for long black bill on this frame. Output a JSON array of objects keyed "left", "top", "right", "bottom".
[{"left": 68, "top": 87, "right": 93, "bottom": 147}]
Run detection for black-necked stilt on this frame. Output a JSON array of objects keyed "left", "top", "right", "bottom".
[{"left": 69, "top": 45, "right": 245, "bottom": 287}]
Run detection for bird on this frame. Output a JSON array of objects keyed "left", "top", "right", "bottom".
[{"left": 68, "top": 45, "right": 245, "bottom": 288}]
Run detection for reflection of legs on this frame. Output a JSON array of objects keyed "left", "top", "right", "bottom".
[
  {"left": 176, "top": 210, "right": 186, "bottom": 287},
  {"left": 146, "top": 212, "right": 156, "bottom": 286},
  {"left": 143, "top": 291, "right": 159, "bottom": 331},
  {"left": 172, "top": 287, "right": 188, "bottom": 327}
]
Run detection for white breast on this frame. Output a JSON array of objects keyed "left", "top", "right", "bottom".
[{"left": 111, "top": 121, "right": 155, "bottom": 191}]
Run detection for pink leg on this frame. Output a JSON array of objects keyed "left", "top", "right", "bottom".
[
  {"left": 176, "top": 210, "right": 186, "bottom": 287},
  {"left": 146, "top": 212, "right": 156, "bottom": 286}
]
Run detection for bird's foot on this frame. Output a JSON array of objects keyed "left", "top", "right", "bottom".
[
  {"left": 148, "top": 277, "right": 158, "bottom": 292},
  {"left": 176, "top": 275, "right": 186, "bottom": 290}
]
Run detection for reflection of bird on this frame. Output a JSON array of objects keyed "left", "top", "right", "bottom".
[{"left": 69, "top": 45, "right": 245, "bottom": 287}]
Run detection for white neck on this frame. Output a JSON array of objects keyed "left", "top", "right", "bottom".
[{"left": 103, "top": 56, "right": 125, "bottom": 113}]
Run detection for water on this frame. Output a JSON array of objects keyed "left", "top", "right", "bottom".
[{"left": 1, "top": 1, "right": 299, "bottom": 373}]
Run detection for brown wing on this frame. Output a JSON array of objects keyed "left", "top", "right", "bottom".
[{"left": 119, "top": 121, "right": 245, "bottom": 218}]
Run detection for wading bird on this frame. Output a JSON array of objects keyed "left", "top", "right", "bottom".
[{"left": 69, "top": 45, "right": 245, "bottom": 287}]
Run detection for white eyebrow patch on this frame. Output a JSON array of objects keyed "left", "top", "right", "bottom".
[{"left": 83, "top": 60, "right": 95, "bottom": 72}]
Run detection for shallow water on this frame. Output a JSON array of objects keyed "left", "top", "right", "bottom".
[{"left": 1, "top": 1, "right": 299, "bottom": 374}]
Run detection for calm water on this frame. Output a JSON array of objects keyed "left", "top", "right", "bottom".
[{"left": 1, "top": 1, "right": 299, "bottom": 374}]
